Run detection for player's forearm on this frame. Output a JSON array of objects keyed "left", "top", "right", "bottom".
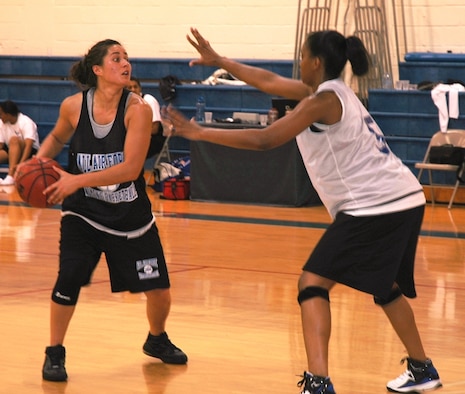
[
  {"left": 37, "top": 133, "right": 65, "bottom": 159},
  {"left": 216, "top": 57, "right": 310, "bottom": 100},
  {"left": 215, "top": 57, "right": 279, "bottom": 94}
]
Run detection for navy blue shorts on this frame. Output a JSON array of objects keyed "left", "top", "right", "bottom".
[
  {"left": 58, "top": 215, "right": 170, "bottom": 295},
  {"left": 302, "top": 205, "right": 425, "bottom": 299}
]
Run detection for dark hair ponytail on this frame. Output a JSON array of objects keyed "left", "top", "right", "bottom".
[
  {"left": 70, "top": 39, "right": 121, "bottom": 89},
  {"left": 345, "top": 36, "right": 370, "bottom": 76},
  {"left": 305, "top": 30, "right": 370, "bottom": 79}
]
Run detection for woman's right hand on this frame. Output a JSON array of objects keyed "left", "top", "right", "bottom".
[
  {"left": 44, "top": 167, "right": 77, "bottom": 206},
  {"left": 161, "top": 105, "right": 203, "bottom": 141},
  {"left": 187, "top": 27, "right": 222, "bottom": 67}
]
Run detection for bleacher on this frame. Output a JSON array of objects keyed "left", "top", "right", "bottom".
[
  {"left": 2, "top": 53, "right": 465, "bottom": 184},
  {"left": 368, "top": 52, "right": 465, "bottom": 185},
  {"left": 0, "top": 56, "right": 293, "bottom": 172}
]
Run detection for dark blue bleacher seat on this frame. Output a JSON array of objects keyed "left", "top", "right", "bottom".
[
  {"left": 369, "top": 51, "right": 465, "bottom": 186},
  {"left": 3, "top": 53, "right": 463, "bottom": 182},
  {"left": 399, "top": 52, "right": 465, "bottom": 84},
  {"left": 0, "top": 56, "right": 293, "bottom": 170}
]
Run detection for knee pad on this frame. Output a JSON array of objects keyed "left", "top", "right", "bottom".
[
  {"left": 51, "top": 283, "right": 81, "bottom": 306},
  {"left": 374, "top": 286, "right": 402, "bottom": 306},
  {"left": 298, "top": 286, "right": 330, "bottom": 305},
  {"left": 51, "top": 267, "right": 88, "bottom": 306}
]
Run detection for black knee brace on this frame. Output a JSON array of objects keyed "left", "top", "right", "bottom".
[
  {"left": 51, "top": 283, "right": 81, "bottom": 306},
  {"left": 50, "top": 270, "right": 87, "bottom": 306},
  {"left": 374, "top": 286, "right": 402, "bottom": 306},
  {"left": 297, "top": 286, "right": 330, "bottom": 305}
]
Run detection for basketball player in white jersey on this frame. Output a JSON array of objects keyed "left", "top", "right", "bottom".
[{"left": 162, "top": 28, "right": 442, "bottom": 394}]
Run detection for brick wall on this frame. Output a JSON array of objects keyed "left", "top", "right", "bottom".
[{"left": 0, "top": 1, "right": 464, "bottom": 63}]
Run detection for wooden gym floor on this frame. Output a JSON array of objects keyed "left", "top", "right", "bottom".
[{"left": 0, "top": 178, "right": 464, "bottom": 394}]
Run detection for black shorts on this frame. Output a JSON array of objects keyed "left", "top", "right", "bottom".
[
  {"left": 302, "top": 205, "right": 425, "bottom": 299},
  {"left": 2, "top": 146, "right": 37, "bottom": 157},
  {"left": 59, "top": 215, "right": 170, "bottom": 293}
]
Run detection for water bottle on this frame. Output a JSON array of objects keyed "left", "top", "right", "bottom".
[
  {"left": 195, "top": 96, "right": 206, "bottom": 122},
  {"left": 382, "top": 72, "right": 393, "bottom": 89}
]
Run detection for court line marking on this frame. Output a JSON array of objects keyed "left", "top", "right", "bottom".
[{"left": 1, "top": 199, "right": 465, "bottom": 240}]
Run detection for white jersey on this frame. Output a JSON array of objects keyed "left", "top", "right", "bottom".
[
  {"left": 0, "top": 112, "right": 40, "bottom": 150},
  {"left": 296, "top": 78, "right": 424, "bottom": 219},
  {"left": 142, "top": 93, "right": 161, "bottom": 123}
]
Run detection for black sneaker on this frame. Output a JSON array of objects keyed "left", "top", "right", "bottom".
[
  {"left": 42, "top": 345, "right": 68, "bottom": 382},
  {"left": 387, "top": 357, "right": 442, "bottom": 393},
  {"left": 143, "top": 332, "right": 188, "bottom": 364},
  {"left": 297, "top": 371, "right": 336, "bottom": 394}
]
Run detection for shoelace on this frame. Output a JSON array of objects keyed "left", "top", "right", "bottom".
[
  {"left": 48, "top": 353, "right": 64, "bottom": 368},
  {"left": 152, "top": 337, "right": 180, "bottom": 354},
  {"left": 296, "top": 373, "right": 329, "bottom": 394},
  {"left": 400, "top": 357, "right": 429, "bottom": 374},
  {"left": 297, "top": 373, "right": 306, "bottom": 388}
]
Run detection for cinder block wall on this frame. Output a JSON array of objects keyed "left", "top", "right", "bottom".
[{"left": 0, "top": 1, "right": 463, "bottom": 72}]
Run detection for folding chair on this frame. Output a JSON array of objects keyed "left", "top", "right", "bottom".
[
  {"left": 146, "top": 135, "right": 171, "bottom": 186},
  {"left": 415, "top": 129, "right": 465, "bottom": 209}
]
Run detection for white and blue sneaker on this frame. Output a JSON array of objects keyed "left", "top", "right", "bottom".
[{"left": 387, "top": 357, "right": 442, "bottom": 393}]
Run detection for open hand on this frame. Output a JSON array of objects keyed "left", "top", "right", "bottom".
[
  {"left": 161, "top": 105, "right": 203, "bottom": 140},
  {"left": 187, "top": 27, "right": 222, "bottom": 67}
]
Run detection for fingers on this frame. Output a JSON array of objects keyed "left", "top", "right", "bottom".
[
  {"left": 44, "top": 180, "right": 65, "bottom": 205},
  {"left": 52, "top": 165, "right": 63, "bottom": 175},
  {"left": 187, "top": 27, "right": 202, "bottom": 51},
  {"left": 191, "top": 29, "right": 210, "bottom": 50},
  {"left": 160, "top": 105, "right": 168, "bottom": 119},
  {"left": 161, "top": 105, "right": 176, "bottom": 135},
  {"left": 187, "top": 29, "right": 203, "bottom": 67},
  {"left": 44, "top": 168, "right": 68, "bottom": 204},
  {"left": 187, "top": 27, "right": 210, "bottom": 55},
  {"left": 161, "top": 120, "right": 174, "bottom": 136},
  {"left": 190, "top": 27, "right": 200, "bottom": 40},
  {"left": 186, "top": 34, "right": 198, "bottom": 49},
  {"left": 161, "top": 104, "right": 199, "bottom": 137},
  {"left": 190, "top": 27, "right": 205, "bottom": 44},
  {"left": 165, "top": 105, "right": 183, "bottom": 123}
]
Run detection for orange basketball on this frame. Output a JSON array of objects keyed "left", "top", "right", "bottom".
[{"left": 15, "top": 157, "right": 62, "bottom": 208}]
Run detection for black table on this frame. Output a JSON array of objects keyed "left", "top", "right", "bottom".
[{"left": 189, "top": 123, "right": 321, "bottom": 207}]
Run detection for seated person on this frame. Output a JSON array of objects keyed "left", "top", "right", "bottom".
[
  {"left": 0, "top": 100, "right": 40, "bottom": 185},
  {"left": 127, "top": 77, "right": 166, "bottom": 158}
]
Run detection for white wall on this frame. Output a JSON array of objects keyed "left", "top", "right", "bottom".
[{"left": 0, "top": 1, "right": 463, "bottom": 64}]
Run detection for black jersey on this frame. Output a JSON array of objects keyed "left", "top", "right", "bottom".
[{"left": 62, "top": 89, "right": 153, "bottom": 232}]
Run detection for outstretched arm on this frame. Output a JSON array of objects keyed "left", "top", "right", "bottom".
[
  {"left": 162, "top": 89, "right": 339, "bottom": 151},
  {"left": 187, "top": 27, "right": 311, "bottom": 101}
]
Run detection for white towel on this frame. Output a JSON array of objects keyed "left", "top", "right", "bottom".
[
  {"left": 448, "top": 83, "right": 464, "bottom": 118},
  {"left": 431, "top": 83, "right": 465, "bottom": 132}
]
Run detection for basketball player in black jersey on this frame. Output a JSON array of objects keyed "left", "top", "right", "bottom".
[{"left": 17, "top": 39, "right": 188, "bottom": 382}]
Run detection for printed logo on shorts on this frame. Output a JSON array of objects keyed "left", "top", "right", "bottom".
[{"left": 136, "top": 258, "right": 160, "bottom": 280}]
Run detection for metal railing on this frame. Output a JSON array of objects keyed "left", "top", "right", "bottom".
[{"left": 292, "top": 0, "right": 407, "bottom": 105}]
